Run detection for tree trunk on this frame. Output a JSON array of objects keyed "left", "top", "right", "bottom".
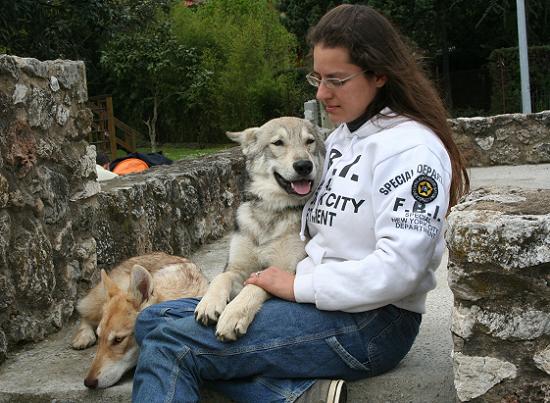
[
  {"left": 437, "top": 0, "right": 453, "bottom": 109},
  {"left": 144, "top": 96, "right": 159, "bottom": 152}
]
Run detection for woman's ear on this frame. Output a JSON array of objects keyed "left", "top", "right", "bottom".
[{"left": 374, "top": 74, "right": 388, "bottom": 88}]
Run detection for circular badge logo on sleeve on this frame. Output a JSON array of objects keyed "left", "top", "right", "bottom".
[{"left": 412, "top": 175, "right": 438, "bottom": 203}]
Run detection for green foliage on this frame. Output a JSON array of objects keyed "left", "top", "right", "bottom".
[
  {"left": 170, "top": 0, "right": 306, "bottom": 143},
  {"left": 0, "top": 0, "right": 178, "bottom": 93},
  {"left": 277, "top": 0, "right": 550, "bottom": 68},
  {"left": 2, "top": 0, "right": 307, "bottom": 144},
  {"left": 100, "top": 21, "right": 211, "bottom": 146},
  {"left": 5, "top": 0, "right": 549, "bottom": 144},
  {"left": 0, "top": 0, "right": 119, "bottom": 91},
  {"left": 276, "top": 0, "right": 550, "bottom": 110},
  {"left": 488, "top": 46, "right": 550, "bottom": 114},
  {"left": 277, "top": 0, "right": 444, "bottom": 63},
  {"left": 116, "top": 144, "right": 233, "bottom": 161},
  {"left": 277, "top": 0, "right": 342, "bottom": 59}
]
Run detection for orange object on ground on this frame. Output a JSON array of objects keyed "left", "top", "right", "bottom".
[{"left": 111, "top": 158, "right": 149, "bottom": 175}]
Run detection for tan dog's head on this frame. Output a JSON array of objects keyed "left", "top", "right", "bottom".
[
  {"left": 84, "top": 265, "right": 153, "bottom": 389},
  {"left": 227, "top": 117, "right": 326, "bottom": 210}
]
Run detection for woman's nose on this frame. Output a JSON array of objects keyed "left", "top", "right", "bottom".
[{"left": 316, "top": 82, "right": 331, "bottom": 101}]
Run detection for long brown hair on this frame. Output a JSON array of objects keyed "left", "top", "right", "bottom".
[{"left": 308, "top": 4, "right": 469, "bottom": 206}]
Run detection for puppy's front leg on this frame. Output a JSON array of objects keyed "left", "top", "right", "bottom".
[
  {"left": 215, "top": 284, "right": 270, "bottom": 341},
  {"left": 72, "top": 285, "right": 105, "bottom": 350},
  {"left": 72, "top": 319, "right": 97, "bottom": 350},
  {"left": 195, "top": 271, "right": 243, "bottom": 326}
]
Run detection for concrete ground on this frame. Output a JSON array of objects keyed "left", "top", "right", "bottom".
[{"left": 0, "top": 163, "right": 548, "bottom": 403}]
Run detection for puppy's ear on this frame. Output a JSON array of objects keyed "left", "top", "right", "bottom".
[
  {"left": 128, "top": 264, "right": 154, "bottom": 308},
  {"left": 226, "top": 127, "right": 259, "bottom": 146},
  {"left": 101, "top": 269, "right": 121, "bottom": 299},
  {"left": 304, "top": 119, "right": 329, "bottom": 142}
]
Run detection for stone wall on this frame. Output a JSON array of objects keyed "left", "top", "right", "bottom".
[
  {"left": 0, "top": 55, "right": 247, "bottom": 365},
  {"left": 93, "top": 150, "right": 246, "bottom": 271},
  {"left": 450, "top": 111, "right": 550, "bottom": 167},
  {"left": 0, "top": 55, "right": 96, "bottom": 363},
  {"left": 446, "top": 187, "right": 550, "bottom": 402}
]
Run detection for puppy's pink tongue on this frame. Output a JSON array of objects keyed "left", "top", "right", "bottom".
[{"left": 291, "top": 180, "right": 311, "bottom": 195}]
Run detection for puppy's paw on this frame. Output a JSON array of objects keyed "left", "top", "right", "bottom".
[
  {"left": 214, "top": 303, "right": 253, "bottom": 342},
  {"left": 71, "top": 325, "right": 96, "bottom": 350},
  {"left": 194, "top": 293, "right": 228, "bottom": 326}
]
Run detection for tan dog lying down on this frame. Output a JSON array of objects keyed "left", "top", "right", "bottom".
[{"left": 72, "top": 252, "right": 208, "bottom": 389}]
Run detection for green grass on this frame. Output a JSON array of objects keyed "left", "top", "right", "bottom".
[{"left": 115, "top": 144, "right": 234, "bottom": 161}]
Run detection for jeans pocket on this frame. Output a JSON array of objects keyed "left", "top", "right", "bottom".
[
  {"left": 366, "top": 307, "right": 420, "bottom": 376},
  {"left": 325, "top": 336, "right": 370, "bottom": 372}
]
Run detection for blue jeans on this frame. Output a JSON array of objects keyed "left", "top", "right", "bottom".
[{"left": 132, "top": 298, "right": 421, "bottom": 403}]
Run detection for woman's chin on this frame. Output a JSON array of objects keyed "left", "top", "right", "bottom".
[{"left": 326, "top": 111, "right": 342, "bottom": 124}]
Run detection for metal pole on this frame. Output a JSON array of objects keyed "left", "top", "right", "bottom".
[{"left": 516, "top": 0, "right": 532, "bottom": 113}]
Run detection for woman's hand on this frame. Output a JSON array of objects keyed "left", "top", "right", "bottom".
[{"left": 244, "top": 266, "right": 296, "bottom": 302}]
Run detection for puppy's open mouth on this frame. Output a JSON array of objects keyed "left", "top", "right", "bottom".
[{"left": 274, "top": 172, "right": 313, "bottom": 196}]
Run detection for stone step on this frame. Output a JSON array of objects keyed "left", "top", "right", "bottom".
[
  {"left": 0, "top": 233, "right": 456, "bottom": 402},
  {"left": 1, "top": 162, "right": 548, "bottom": 402}
]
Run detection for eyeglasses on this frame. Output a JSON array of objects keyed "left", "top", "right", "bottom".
[{"left": 306, "top": 70, "right": 367, "bottom": 90}]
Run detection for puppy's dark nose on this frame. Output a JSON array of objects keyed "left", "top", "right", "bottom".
[
  {"left": 84, "top": 377, "right": 98, "bottom": 389},
  {"left": 293, "top": 160, "right": 313, "bottom": 176}
]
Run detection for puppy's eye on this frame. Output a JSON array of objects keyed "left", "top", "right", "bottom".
[
  {"left": 306, "top": 138, "right": 315, "bottom": 145},
  {"left": 113, "top": 336, "right": 125, "bottom": 345},
  {"left": 272, "top": 140, "right": 284, "bottom": 146}
]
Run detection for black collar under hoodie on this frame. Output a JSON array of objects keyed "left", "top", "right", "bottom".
[{"left": 345, "top": 108, "right": 372, "bottom": 133}]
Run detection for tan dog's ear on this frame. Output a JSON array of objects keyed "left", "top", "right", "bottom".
[
  {"left": 226, "top": 127, "right": 259, "bottom": 146},
  {"left": 101, "top": 269, "right": 121, "bottom": 299},
  {"left": 128, "top": 265, "right": 154, "bottom": 307}
]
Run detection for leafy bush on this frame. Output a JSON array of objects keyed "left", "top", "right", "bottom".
[
  {"left": 170, "top": 0, "right": 307, "bottom": 143},
  {"left": 100, "top": 21, "right": 211, "bottom": 150},
  {"left": 488, "top": 46, "right": 550, "bottom": 114}
]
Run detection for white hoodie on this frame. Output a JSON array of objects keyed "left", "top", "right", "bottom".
[{"left": 294, "top": 108, "right": 451, "bottom": 314}]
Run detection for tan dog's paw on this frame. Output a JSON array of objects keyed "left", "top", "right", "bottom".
[
  {"left": 214, "top": 301, "right": 254, "bottom": 342},
  {"left": 194, "top": 293, "right": 228, "bottom": 326},
  {"left": 71, "top": 325, "right": 97, "bottom": 350}
]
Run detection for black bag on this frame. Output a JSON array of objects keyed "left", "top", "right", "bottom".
[{"left": 109, "top": 152, "right": 173, "bottom": 171}]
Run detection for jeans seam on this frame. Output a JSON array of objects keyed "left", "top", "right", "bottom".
[
  {"left": 288, "top": 380, "right": 315, "bottom": 403},
  {"left": 160, "top": 307, "right": 196, "bottom": 317},
  {"left": 165, "top": 346, "right": 191, "bottom": 403},
  {"left": 255, "top": 377, "right": 300, "bottom": 402},
  {"left": 195, "top": 324, "right": 358, "bottom": 356},
  {"left": 355, "top": 310, "right": 380, "bottom": 330},
  {"left": 325, "top": 335, "right": 370, "bottom": 371},
  {"left": 367, "top": 309, "right": 404, "bottom": 361}
]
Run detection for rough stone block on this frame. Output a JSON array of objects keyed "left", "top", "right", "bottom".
[
  {"left": 450, "top": 111, "right": 550, "bottom": 166},
  {"left": 0, "top": 55, "right": 94, "bottom": 364},
  {"left": 446, "top": 186, "right": 550, "bottom": 402},
  {"left": 453, "top": 352, "right": 517, "bottom": 401},
  {"left": 93, "top": 149, "right": 245, "bottom": 269},
  {"left": 534, "top": 345, "right": 550, "bottom": 375}
]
